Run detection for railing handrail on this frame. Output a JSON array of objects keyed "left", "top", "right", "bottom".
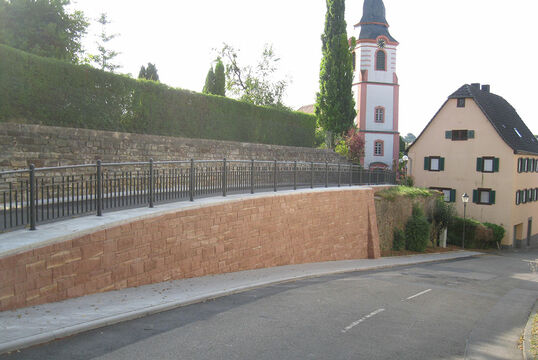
[{"left": 0, "top": 158, "right": 396, "bottom": 233}]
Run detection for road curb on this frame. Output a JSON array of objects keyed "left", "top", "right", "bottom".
[
  {"left": 0, "top": 251, "right": 484, "bottom": 355},
  {"left": 523, "top": 300, "right": 537, "bottom": 360}
]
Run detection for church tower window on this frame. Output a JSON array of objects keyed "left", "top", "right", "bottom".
[
  {"left": 375, "top": 50, "right": 386, "bottom": 71},
  {"left": 375, "top": 107, "right": 385, "bottom": 123}
]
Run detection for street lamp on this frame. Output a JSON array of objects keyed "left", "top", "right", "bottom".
[{"left": 461, "top": 193, "right": 470, "bottom": 249}]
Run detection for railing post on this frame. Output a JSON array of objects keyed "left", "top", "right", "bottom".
[
  {"left": 349, "top": 165, "right": 352, "bottom": 186},
  {"left": 310, "top": 162, "right": 314, "bottom": 189},
  {"left": 250, "top": 159, "right": 255, "bottom": 194},
  {"left": 96, "top": 160, "right": 103, "bottom": 216},
  {"left": 338, "top": 163, "right": 341, "bottom": 187},
  {"left": 29, "top": 164, "right": 36, "bottom": 230},
  {"left": 293, "top": 161, "right": 297, "bottom": 190},
  {"left": 222, "top": 158, "right": 227, "bottom": 197},
  {"left": 149, "top": 158, "right": 154, "bottom": 208},
  {"left": 189, "top": 159, "right": 195, "bottom": 202},
  {"left": 325, "top": 162, "right": 328, "bottom": 188},
  {"left": 273, "top": 160, "right": 277, "bottom": 192}
]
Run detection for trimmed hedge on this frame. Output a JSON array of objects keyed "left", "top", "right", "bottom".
[
  {"left": 404, "top": 204, "right": 431, "bottom": 252},
  {"left": 0, "top": 45, "right": 316, "bottom": 147}
]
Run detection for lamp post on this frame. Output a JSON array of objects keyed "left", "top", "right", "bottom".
[{"left": 461, "top": 193, "right": 470, "bottom": 249}]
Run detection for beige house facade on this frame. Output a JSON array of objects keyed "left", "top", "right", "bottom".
[{"left": 408, "top": 84, "right": 538, "bottom": 248}]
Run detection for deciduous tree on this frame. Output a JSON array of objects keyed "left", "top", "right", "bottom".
[
  {"left": 0, "top": 0, "right": 88, "bottom": 63},
  {"left": 218, "top": 43, "right": 288, "bottom": 108}
]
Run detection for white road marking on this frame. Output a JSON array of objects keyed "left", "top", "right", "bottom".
[
  {"left": 341, "top": 308, "right": 385, "bottom": 333},
  {"left": 405, "top": 289, "right": 432, "bottom": 301}
]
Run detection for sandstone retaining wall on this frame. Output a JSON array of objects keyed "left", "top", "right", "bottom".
[{"left": 0, "top": 188, "right": 380, "bottom": 311}]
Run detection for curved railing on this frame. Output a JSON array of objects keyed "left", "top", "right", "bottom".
[{"left": 0, "top": 159, "right": 396, "bottom": 233}]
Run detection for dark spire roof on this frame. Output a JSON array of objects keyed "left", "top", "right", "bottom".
[
  {"left": 449, "top": 84, "right": 538, "bottom": 155},
  {"left": 355, "top": 0, "right": 397, "bottom": 43}
]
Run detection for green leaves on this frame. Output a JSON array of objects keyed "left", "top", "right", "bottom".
[
  {"left": 316, "top": 0, "right": 356, "bottom": 148},
  {"left": 0, "top": 0, "right": 89, "bottom": 63},
  {"left": 0, "top": 44, "right": 316, "bottom": 147}
]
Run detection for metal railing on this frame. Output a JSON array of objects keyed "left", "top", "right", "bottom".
[{"left": 0, "top": 159, "right": 396, "bottom": 233}]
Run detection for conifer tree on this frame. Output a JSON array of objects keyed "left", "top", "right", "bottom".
[
  {"left": 138, "top": 63, "right": 159, "bottom": 82},
  {"left": 214, "top": 58, "right": 226, "bottom": 96},
  {"left": 203, "top": 67, "right": 216, "bottom": 94},
  {"left": 315, "top": 0, "right": 356, "bottom": 148}
]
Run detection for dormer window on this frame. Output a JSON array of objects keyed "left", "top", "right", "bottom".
[{"left": 375, "top": 50, "right": 386, "bottom": 71}]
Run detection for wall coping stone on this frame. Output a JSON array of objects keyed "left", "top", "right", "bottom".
[{"left": 0, "top": 186, "right": 387, "bottom": 259}]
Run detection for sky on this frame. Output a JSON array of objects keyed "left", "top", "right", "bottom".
[{"left": 70, "top": 0, "right": 538, "bottom": 137}]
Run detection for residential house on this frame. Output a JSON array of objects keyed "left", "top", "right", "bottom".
[{"left": 407, "top": 83, "right": 538, "bottom": 248}]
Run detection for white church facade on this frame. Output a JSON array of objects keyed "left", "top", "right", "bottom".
[{"left": 352, "top": 0, "right": 400, "bottom": 170}]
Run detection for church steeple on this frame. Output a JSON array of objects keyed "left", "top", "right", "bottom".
[{"left": 355, "top": 0, "right": 397, "bottom": 43}]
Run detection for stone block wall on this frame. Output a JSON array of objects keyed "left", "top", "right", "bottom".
[
  {"left": 374, "top": 194, "right": 437, "bottom": 254},
  {"left": 0, "top": 123, "right": 345, "bottom": 170},
  {"left": 0, "top": 188, "right": 380, "bottom": 311}
]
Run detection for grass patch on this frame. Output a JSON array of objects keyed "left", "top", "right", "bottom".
[{"left": 376, "top": 186, "right": 433, "bottom": 201}]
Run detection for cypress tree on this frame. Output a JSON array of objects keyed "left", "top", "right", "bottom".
[
  {"left": 138, "top": 63, "right": 159, "bottom": 82},
  {"left": 315, "top": 0, "right": 356, "bottom": 148},
  {"left": 203, "top": 67, "right": 215, "bottom": 94},
  {"left": 214, "top": 58, "right": 226, "bottom": 96}
]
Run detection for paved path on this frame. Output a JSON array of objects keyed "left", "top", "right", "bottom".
[{"left": 0, "top": 251, "right": 483, "bottom": 355}]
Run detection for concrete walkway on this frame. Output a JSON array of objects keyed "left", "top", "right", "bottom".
[{"left": 0, "top": 250, "right": 482, "bottom": 355}]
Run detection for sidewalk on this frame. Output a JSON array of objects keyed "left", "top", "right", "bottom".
[{"left": 0, "top": 251, "right": 482, "bottom": 354}]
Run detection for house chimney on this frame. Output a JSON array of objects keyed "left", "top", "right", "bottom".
[
  {"left": 471, "top": 83, "right": 480, "bottom": 90},
  {"left": 481, "top": 85, "right": 490, "bottom": 93}
]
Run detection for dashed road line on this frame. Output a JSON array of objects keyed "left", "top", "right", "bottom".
[
  {"left": 404, "top": 289, "right": 432, "bottom": 301},
  {"left": 342, "top": 308, "right": 385, "bottom": 333}
]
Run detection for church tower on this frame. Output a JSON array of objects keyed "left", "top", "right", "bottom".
[{"left": 352, "top": 0, "right": 399, "bottom": 170}]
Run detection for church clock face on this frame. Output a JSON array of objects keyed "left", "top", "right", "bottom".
[{"left": 377, "top": 39, "right": 386, "bottom": 48}]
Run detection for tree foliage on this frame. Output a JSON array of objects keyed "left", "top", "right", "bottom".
[
  {"left": 202, "top": 66, "right": 216, "bottom": 94},
  {"left": 404, "top": 133, "right": 416, "bottom": 144},
  {"left": 0, "top": 44, "right": 316, "bottom": 147},
  {"left": 213, "top": 58, "right": 226, "bottom": 96},
  {"left": 336, "top": 128, "right": 364, "bottom": 164},
  {"left": 0, "top": 0, "right": 88, "bottom": 63},
  {"left": 405, "top": 204, "right": 431, "bottom": 252},
  {"left": 218, "top": 43, "right": 288, "bottom": 108},
  {"left": 138, "top": 62, "right": 159, "bottom": 82},
  {"left": 90, "top": 13, "right": 120, "bottom": 72},
  {"left": 315, "top": 0, "right": 356, "bottom": 148}
]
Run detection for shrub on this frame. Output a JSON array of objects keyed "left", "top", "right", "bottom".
[
  {"left": 0, "top": 44, "right": 316, "bottom": 147},
  {"left": 484, "top": 223, "right": 506, "bottom": 246},
  {"left": 447, "top": 218, "right": 501, "bottom": 249},
  {"left": 393, "top": 229, "right": 406, "bottom": 251},
  {"left": 405, "top": 204, "right": 431, "bottom": 252}
]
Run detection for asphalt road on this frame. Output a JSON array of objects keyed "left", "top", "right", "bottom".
[{"left": 3, "top": 250, "right": 537, "bottom": 360}]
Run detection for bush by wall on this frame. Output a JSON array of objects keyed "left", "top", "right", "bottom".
[
  {"left": 0, "top": 45, "right": 316, "bottom": 147},
  {"left": 447, "top": 217, "right": 500, "bottom": 249},
  {"left": 404, "top": 204, "right": 431, "bottom": 252},
  {"left": 393, "top": 228, "right": 406, "bottom": 251}
]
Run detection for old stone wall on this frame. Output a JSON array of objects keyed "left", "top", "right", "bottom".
[
  {"left": 0, "top": 188, "right": 380, "bottom": 311},
  {"left": 374, "top": 194, "right": 437, "bottom": 253},
  {"left": 0, "top": 123, "right": 345, "bottom": 170}
]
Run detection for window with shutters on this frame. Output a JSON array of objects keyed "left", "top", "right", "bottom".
[
  {"left": 374, "top": 140, "right": 384, "bottom": 156},
  {"left": 375, "top": 50, "right": 386, "bottom": 71},
  {"left": 424, "top": 156, "right": 445, "bottom": 172},
  {"left": 457, "top": 98, "right": 466, "bottom": 108},
  {"left": 473, "top": 188, "right": 496, "bottom": 205},
  {"left": 375, "top": 107, "right": 385, "bottom": 123},
  {"left": 477, "top": 157, "right": 499, "bottom": 173},
  {"left": 452, "top": 130, "right": 468, "bottom": 141},
  {"left": 430, "top": 187, "right": 456, "bottom": 203}
]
